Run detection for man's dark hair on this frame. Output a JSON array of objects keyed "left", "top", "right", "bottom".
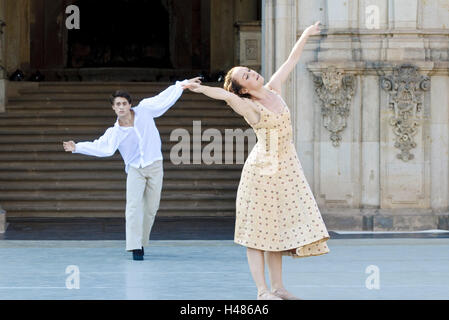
[{"left": 110, "top": 90, "right": 132, "bottom": 105}]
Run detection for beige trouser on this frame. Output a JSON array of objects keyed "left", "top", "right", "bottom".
[{"left": 125, "top": 160, "right": 163, "bottom": 251}]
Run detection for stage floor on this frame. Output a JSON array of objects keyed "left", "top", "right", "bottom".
[{"left": 0, "top": 238, "right": 448, "bottom": 300}]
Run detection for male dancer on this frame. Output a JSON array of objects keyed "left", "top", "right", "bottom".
[{"left": 63, "top": 77, "right": 201, "bottom": 260}]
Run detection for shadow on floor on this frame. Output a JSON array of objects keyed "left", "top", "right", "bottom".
[{"left": 1, "top": 217, "right": 448, "bottom": 240}]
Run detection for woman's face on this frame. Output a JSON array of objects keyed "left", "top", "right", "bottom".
[{"left": 232, "top": 67, "right": 264, "bottom": 94}]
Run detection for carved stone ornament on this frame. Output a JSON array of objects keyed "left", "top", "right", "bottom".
[
  {"left": 313, "top": 67, "right": 355, "bottom": 147},
  {"left": 381, "top": 64, "right": 430, "bottom": 162}
]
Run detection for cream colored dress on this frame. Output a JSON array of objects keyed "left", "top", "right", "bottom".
[{"left": 235, "top": 92, "right": 330, "bottom": 258}]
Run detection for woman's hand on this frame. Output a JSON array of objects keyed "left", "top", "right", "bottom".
[
  {"left": 63, "top": 140, "right": 76, "bottom": 152},
  {"left": 182, "top": 82, "right": 204, "bottom": 93},
  {"left": 180, "top": 77, "right": 202, "bottom": 90},
  {"left": 305, "top": 21, "right": 321, "bottom": 36},
  {"left": 266, "top": 21, "right": 321, "bottom": 92},
  {"left": 182, "top": 77, "right": 202, "bottom": 90}
]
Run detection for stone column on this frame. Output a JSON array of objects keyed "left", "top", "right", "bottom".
[
  {"left": 0, "top": 0, "right": 6, "bottom": 232},
  {"left": 4, "top": 0, "right": 30, "bottom": 76},
  {"left": 210, "top": 0, "right": 235, "bottom": 73},
  {"left": 360, "top": 73, "right": 380, "bottom": 217},
  {"left": 262, "top": 0, "right": 297, "bottom": 96},
  {"left": 0, "top": 0, "right": 6, "bottom": 112},
  {"left": 0, "top": 205, "right": 6, "bottom": 233},
  {"left": 429, "top": 72, "right": 449, "bottom": 218}
]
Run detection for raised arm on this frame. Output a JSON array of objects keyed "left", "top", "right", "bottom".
[
  {"left": 137, "top": 77, "right": 202, "bottom": 118},
  {"left": 267, "top": 21, "right": 321, "bottom": 93},
  {"left": 136, "top": 81, "right": 184, "bottom": 118}
]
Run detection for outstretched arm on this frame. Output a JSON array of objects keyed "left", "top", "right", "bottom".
[
  {"left": 137, "top": 77, "right": 202, "bottom": 118},
  {"left": 267, "top": 21, "right": 321, "bottom": 93},
  {"left": 183, "top": 82, "right": 255, "bottom": 120},
  {"left": 62, "top": 127, "right": 120, "bottom": 157}
]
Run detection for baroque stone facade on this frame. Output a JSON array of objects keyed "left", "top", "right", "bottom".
[{"left": 262, "top": 0, "right": 449, "bottom": 230}]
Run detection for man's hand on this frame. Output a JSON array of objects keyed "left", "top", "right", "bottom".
[
  {"left": 181, "top": 76, "right": 202, "bottom": 90},
  {"left": 63, "top": 141, "right": 76, "bottom": 152}
]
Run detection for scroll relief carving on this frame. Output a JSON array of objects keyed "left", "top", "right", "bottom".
[
  {"left": 313, "top": 67, "right": 355, "bottom": 147},
  {"left": 381, "top": 64, "right": 430, "bottom": 162}
]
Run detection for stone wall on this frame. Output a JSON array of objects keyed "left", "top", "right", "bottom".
[
  {"left": 210, "top": 0, "right": 260, "bottom": 74},
  {"left": 262, "top": 0, "right": 449, "bottom": 230},
  {"left": 3, "top": 0, "right": 30, "bottom": 75},
  {"left": 0, "top": 0, "right": 6, "bottom": 112},
  {"left": 0, "top": 0, "right": 6, "bottom": 229}
]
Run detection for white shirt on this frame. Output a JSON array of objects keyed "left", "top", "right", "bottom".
[{"left": 73, "top": 80, "right": 187, "bottom": 173}]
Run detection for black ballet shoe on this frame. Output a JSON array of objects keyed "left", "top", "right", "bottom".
[{"left": 132, "top": 249, "right": 144, "bottom": 261}]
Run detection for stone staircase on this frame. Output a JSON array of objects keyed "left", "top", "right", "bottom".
[{"left": 0, "top": 82, "right": 253, "bottom": 218}]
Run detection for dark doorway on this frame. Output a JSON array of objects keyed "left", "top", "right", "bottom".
[
  {"left": 67, "top": 0, "right": 171, "bottom": 68},
  {"left": 30, "top": 0, "right": 210, "bottom": 79}
]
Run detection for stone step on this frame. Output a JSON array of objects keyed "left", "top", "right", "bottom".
[
  {"left": 0, "top": 139, "right": 253, "bottom": 151},
  {"left": 17, "top": 86, "right": 180, "bottom": 95},
  {"left": 0, "top": 153, "right": 251, "bottom": 164},
  {"left": 0, "top": 108, "right": 238, "bottom": 118},
  {"left": 0, "top": 153, "right": 250, "bottom": 169},
  {"left": 0, "top": 129, "right": 255, "bottom": 143},
  {"left": 0, "top": 170, "right": 241, "bottom": 181},
  {"left": 4, "top": 209, "right": 236, "bottom": 218},
  {"left": 0, "top": 179, "right": 239, "bottom": 191},
  {"left": 0, "top": 189, "right": 236, "bottom": 201},
  {"left": 16, "top": 81, "right": 222, "bottom": 94},
  {"left": 0, "top": 117, "right": 247, "bottom": 126},
  {"left": 0, "top": 160, "right": 243, "bottom": 171},
  {"left": 0, "top": 125, "right": 250, "bottom": 135},
  {"left": 1, "top": 200, "right": 236, "bottom": 213},
  {"left": 1, "top": 82, "right": 243, "bottom": 218},
  {"left": 7, "top": 91, "right": 219, "bottom": 103},
  {"left": 5, "top": 99, "right": 228, "bottom": 110}
]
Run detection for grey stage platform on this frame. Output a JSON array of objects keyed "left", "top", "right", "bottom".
[{"left": 0, "top": 237, "right": 448, "bottom": 300}]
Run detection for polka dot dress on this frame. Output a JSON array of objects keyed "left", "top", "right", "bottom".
[{"left": 236, "top": 92, "right": 330, "bottom": 258}]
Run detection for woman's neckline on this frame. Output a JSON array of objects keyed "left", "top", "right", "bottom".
[{"left": 255, "top": 88, "right": 288, "bottom": 115}]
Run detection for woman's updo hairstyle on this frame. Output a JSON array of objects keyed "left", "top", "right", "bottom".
[{"left": 223, "top": 67, "right": 252, "bottom": 99}]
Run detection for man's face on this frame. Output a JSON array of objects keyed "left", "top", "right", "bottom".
[{"left": 112, "top": 97, "right": 131, "bottom": 117}]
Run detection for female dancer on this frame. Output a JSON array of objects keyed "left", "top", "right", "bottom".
[{"left": 184, "top": 21, "right": 329, "bottom": 300}]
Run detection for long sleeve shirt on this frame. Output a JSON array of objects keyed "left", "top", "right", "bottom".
[{"left": 73, "top": 80, "right": 187, "bottom": 173}]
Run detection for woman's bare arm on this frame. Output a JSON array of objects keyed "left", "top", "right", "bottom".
[
  {"left": 183, "top": 83, "right": 258, "bottom": 122},
  {"left": 267, "top": 21, "right": 321, "bottom": 93}
]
